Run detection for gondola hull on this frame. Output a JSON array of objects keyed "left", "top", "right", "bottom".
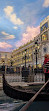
[{"left": 2, "top": 74, "right": 49, "bottom": 101}]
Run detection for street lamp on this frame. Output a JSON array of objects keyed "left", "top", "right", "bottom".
[
  {"left": 10, "top": 56, "right": 13, "bottom": 66},
  {"left": 2, "top": 60, "right": 5, "bottom": 74},
  {"left": 24, "top": 49, "right": 27, "bottom": 69},
  {"left": 34, "top": 41, "right": 39, "bottom": 73},
  {"left": 22, "top": 49, "right": 29, "bottom": 81}
]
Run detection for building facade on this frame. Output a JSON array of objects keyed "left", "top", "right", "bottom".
[
  {"left": 12, "top": 16, "right": 49, "bottom": 72},
  {"left": 0, "top": 51, "right": 11, "bottom": 66}
]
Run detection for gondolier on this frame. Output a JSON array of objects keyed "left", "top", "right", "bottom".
[{"left": 43, "top": 54, "right": 49, "bottom": 91}]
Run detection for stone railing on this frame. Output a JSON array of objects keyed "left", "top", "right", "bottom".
[{"left": 0, "top": 73, "right": 45, "bottom": 83}]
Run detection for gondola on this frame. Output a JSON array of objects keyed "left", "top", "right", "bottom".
[{"left": 2, "top": 73, "right": 49, "bottom": 101}]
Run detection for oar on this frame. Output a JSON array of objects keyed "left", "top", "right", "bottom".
[{"left": 20, "top": 79, "right": 49, "bottom": 111}]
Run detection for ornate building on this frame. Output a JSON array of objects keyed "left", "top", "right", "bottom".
[
  {"left": 11, "top": 16, "right": 49, "bottom": 72},
  {"left": 0, "top": 51, "right": 11, "bottom": 66}
]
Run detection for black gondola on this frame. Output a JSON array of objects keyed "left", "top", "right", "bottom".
[{"left": 2, "top": 74, "right": 49, "bottom": 101}]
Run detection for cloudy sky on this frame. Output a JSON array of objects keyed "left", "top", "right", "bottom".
[{"left": 0, "top": 0, "right": 49, "bottom": 52}]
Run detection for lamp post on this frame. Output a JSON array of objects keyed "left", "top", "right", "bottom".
[
  {"left": 10, "top": 56, "right": 13, "bottom": 73},
  {"left": 10, "top": 56, "right": 13, "bottom": 66},
  {"left": 2, "top": 60, "right": 5, "bottom": 74},
  {"left": 25, "top": 49, "right": 27, "bottom": 69},
  {"left": 34, "top": 41, "right": 39, "bottom": 73},
  {"left": 22, "top": 49, "right": 29, "bottom": 81},
  {"left": 35, "top": 48, "right": 38, "bottom": 70}
]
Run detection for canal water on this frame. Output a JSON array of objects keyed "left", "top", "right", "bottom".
[
  {"left": 0, "top": 90, "right": 25, "bottom": 111},
  {"left": 0, "top": 90, "right": 49, "bottom": 111}
]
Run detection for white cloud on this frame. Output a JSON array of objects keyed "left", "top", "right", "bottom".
[
  {"left": 13, "top": 26, "right": 18, "bottom": 30},
  {"left": 4, "top": 6, "right": 24, "bottom": 25},
  {"left": 1, "top": 31, "right": 15, "bottom": 39},
  {"left": 43, "top": 0, "right": 49, "bottom": 7},
  {"left": 1, "top": 31, "right": 8, "bottom": 36},
  {"left": 4, "top": 6, "right": 13, "bottom": 16},
  {"left": 6, "top": 35, "right": 15, "bottom": 39},
  {"left": 16, "top": 25, "right": 40, "bottom": 47},
  {"left": 0, "top": 42, "right": 12, "bottom": 49}
]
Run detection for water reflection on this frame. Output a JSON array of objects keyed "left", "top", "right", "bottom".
[{"left": 0, "top": 90, "right": 25, "bottom": 111}]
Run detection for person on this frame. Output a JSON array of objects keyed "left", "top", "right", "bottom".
[
  {"left": 22, "top": 66, "right": 25, "bottom": 72},
  {"left": 22, "top": 66, "right": 25, "bottom": 77},
  {"left": 43, "top": 54, "right": 49, "bottom": 91},
  {"left": 28, "top": 65, "right": 31, "bottom": 75}
]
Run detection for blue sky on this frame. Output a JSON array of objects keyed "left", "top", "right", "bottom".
[{"left": 0, "top": 0, "right": 49, "bottom": 52}]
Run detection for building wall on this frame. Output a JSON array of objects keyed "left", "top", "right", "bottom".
[
  {"left": 12, "top": 16, "right": 49, "bottom": 71},
  {"left": 0, "top": 52, "right": 11, "bottom": 66}
]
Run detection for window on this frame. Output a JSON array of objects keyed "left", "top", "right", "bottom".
[
  {"left": 41, "top": 31, "right": 48, "bottom": 41},
  {"left": 43, "top": 47, "right": 47, "bottom": 53},
  {"left": 5, "top": 54, "right": 7, "bottom": 58},
  {"left": 40, "top": 22, "right": 48, "bottom": 32}
]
